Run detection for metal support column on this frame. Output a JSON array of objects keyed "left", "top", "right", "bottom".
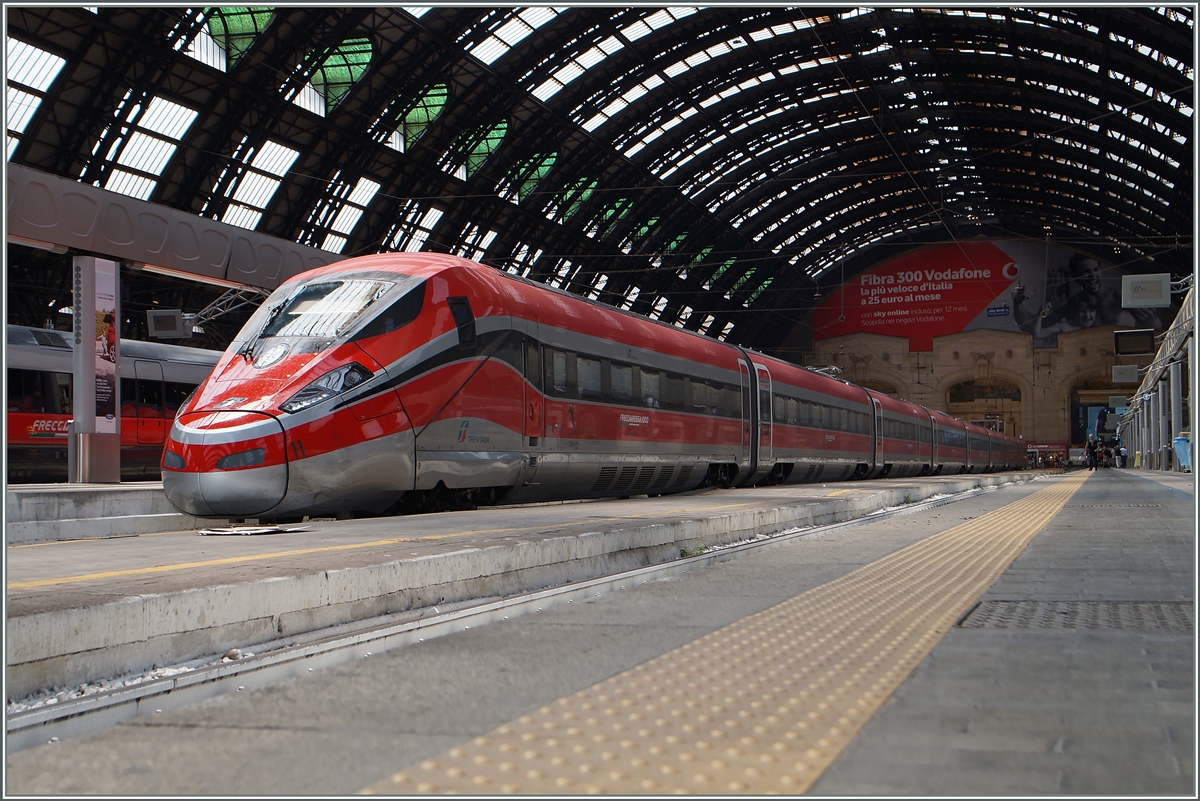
[
  {"left": 1170, "top": 361, "right": 1183, "bottom": 471},
  {"left": 1158, "top": 380, "right": 1170, "bottom": 470}
]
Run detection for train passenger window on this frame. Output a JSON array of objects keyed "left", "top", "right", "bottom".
[
  {"left": 639, "top": 369, "right": 661, "bottom": 408},
  {"left": 663, "top": 374, "right": 685, "bottom": 411},
  {"left": 725, "top": 385, "right": 741, "bottom": 418},
  {"left": 610, "top": 363, "right": 633, "bottom": 403},
  {"left": 17, "top": 368, "right": 72, "bottom": 414},
  {"left": 689, "top": 380, "right": 715, "bottom": 415},
  {"left": 577, "top": 356, "right": 602, "bottom": 400},
  {"left": 165, "top": 382, "right": 194, "bottom": 416},
  {"left": 547, "top": 349, "right": 569, "bottom": 396},
  {"left": 121, "top": 379, "right": 138, "bottom": 418},
  {"left": 492, "top": 336, "right": 522, "bottom": 372},
  {"left": 798, "top": 401, "right": 809, "bottom": 426},
  {"left": 840, "top": 408, "right": 848, "bottom": 431},
  {"left": 774, "top": 395, "right": 785, "bottom": 423},
  {"left": 54, "top": 372, "right": 71, "bottom": 415},
  {"left": 787, "top": 398, "right": 798, "bottom": 425},
  {"left": 137, "top": 379, "right": 165, "bottom": 418}
]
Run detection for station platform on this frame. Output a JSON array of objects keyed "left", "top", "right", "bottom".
[
  {"left": 5, "top": 469, "right": 1194, "bottom": 795},
  {"left": 7, "top": 470, "right": 1027, "bottom": 699}
]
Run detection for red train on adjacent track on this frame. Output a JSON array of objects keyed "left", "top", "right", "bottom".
[{"left": 162, "top": 253, "right": 1025, "bottom": 520}]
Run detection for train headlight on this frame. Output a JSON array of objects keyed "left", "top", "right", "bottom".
[
  {"left": 163, "top": 449, "right": 185, "bottom": 470},
  {"left": 279, "top": 363, "right": 373, "bottom": 414},
  {"left": 216, "top": 448, "right": 265, "bottom": 470}
]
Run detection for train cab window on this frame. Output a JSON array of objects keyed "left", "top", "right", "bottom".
[
  {"left": 576, "top": 356, "right": 602, "bottom": 400},
  {"left": 663, "top": 374, "right": 685, "bottom": 411},
  {"left": 447, "top": 297, "right": 476, "bottom": 348},
  {"left": 262, "top": 279, "right": 394, "bottom": 339},
  {"left": 639, "top": 368, "right": 661, "bottom": 408},
  {"left": 610, "top": 363, "right": 633, "bottom": 403},
  {"left": 353, "top": 280, "right": 425, "bottom": 340},
  {"left": 547, "top": 349, "right": 569, "bottom": 396}
]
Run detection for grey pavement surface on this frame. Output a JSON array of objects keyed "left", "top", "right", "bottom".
[
  {"left": 6, "top": 471, "right": 1194, "bottom": 795},
  {"left": 812, "top": 468, "right": 1195, "bottom": 795}
]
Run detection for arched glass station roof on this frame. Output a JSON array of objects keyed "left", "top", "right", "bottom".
[{"left": 6, "top": 6, "right": 1193, "bottom": 353}]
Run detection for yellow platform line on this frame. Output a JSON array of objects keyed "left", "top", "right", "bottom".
[{"left": 360, "top": 472, "right": 1089, "bottom": 795}]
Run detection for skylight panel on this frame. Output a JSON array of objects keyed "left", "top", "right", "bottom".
[
  {"left": 7, "top": 38, "right": 66, "bottom": 91},
  {"left": 138, "top": 97, "right": 199, "bottom": 139},
  {"left": 7, "top": 87, "right": 40, "bottom": 135},
  {"left": 105, "top": 170, "right": 157, "bottom": 201},
  {"left": 253, "top": 140, "right": 301, "bottom": 176},
  {"left": 469, "top": 7, "right": 561, "bottom": 66},
  {"left": 403, "top": 7, "right": 431, "bottom": 18}
]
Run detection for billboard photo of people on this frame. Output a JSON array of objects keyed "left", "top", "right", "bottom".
[{"left": 1011, "top": 252, "right": 1163, "bottom": 348}]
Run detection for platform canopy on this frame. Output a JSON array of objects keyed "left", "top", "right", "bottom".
[{"left": 6, "top": 7, "right": 1193, "bottom": 353}]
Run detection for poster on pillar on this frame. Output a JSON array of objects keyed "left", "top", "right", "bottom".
[
  {"left": 811, "top": 241, "right": 1167, "bottom": 351},
  {"left": 94, "top": 259, "right": 118, "bottom": 433}
]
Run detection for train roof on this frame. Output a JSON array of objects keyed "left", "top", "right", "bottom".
[{"left": 7, "top": 324, "right": 221, "bottom": 366}]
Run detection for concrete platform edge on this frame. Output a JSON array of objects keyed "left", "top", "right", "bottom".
[{"left": 6, "top": 473, "right": 1033, "bottom": 699}]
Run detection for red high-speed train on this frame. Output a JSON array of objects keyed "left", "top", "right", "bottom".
[{"left": 162, "top": 253, "right": 1025, "bottom": 520}]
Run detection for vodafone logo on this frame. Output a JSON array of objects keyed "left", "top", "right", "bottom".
[{"left": 1001, "top": 262, "right": 1019, "bottom": 280}]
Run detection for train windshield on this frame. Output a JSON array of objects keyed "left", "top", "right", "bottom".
[{"left": 259, "top": 280, "right": 393, "bottom": 340}]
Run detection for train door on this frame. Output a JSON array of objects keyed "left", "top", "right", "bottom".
[
  {"left": 756, "top": 364, "right": 773, "bottom": 464},
  {"left": 519, "top": 314, "right": 542, "bottom": 490},
  {"left": 522, "top": 339, "right": 543, "bottom": 444},
  {"left": 739, "top": 360, "right": 751, "bottom": 463},
  {"left": 133, "top": 361, "right": 166, "bottom": 445},
  {"left": 871, "top": 397, "right": 884, "bottom": 470}
]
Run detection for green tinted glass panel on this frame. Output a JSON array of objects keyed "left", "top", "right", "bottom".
[
  {"left": 403, "top": 84, "right": 448, "bottom": 147},
  {"left": 689, "top": 245, "right": 713, "bottom": 266},
  {"left": 561, "top": 178, "right": 597, "bottom": 220},
  {"left": 512, "top": 152, "right": 557, "bottom": 202},
  {"left": 709, "top": 257, "right": 736, "bottom": 282},
  {"left": 597, "top": 197, "right": 633, "bottom": 236},
  {"left": 747, "top": 276, "right": 773, "bottom": 304},
  {"left": 633, "top": 216, "right": 659, "bottom": 242},
  {"left": 730, "top": 267, "right": 756, "bottom": 293},
  {"left": 664, "top": 232, "right": 688, "bottom": 254},
  {"left": 206, "top": 7, "right": 274, "bottom": 66},
  {"left": 311, "top": 37, "right": 373, "bottom": 112},
  {"left": 465, "top": 119, "right": 508, "bottom": 177}
]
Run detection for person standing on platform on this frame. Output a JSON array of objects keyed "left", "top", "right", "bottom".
[{"left": 1086, "top": 434, "right": 1099, "bottom": 471}]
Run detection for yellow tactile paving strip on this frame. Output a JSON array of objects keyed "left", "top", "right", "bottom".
[{"left": 361, "top": 473, "right": 1088, "bottom": 795}]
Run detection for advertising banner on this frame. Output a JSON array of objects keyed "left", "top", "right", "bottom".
[
  {"left": 812, "top": 241, "right": 1165, "bottom": 350},
  {"left": 94, "top": 259, "right": 118, "bottom": 433}
]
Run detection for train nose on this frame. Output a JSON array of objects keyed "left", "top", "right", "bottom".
[{"left": 162, "top": 410, "right": 289, "bottom": 517}]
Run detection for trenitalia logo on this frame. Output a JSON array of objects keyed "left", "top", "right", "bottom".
[{"left": 457, "top": 420, "right": 469, "bottom": 442}]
